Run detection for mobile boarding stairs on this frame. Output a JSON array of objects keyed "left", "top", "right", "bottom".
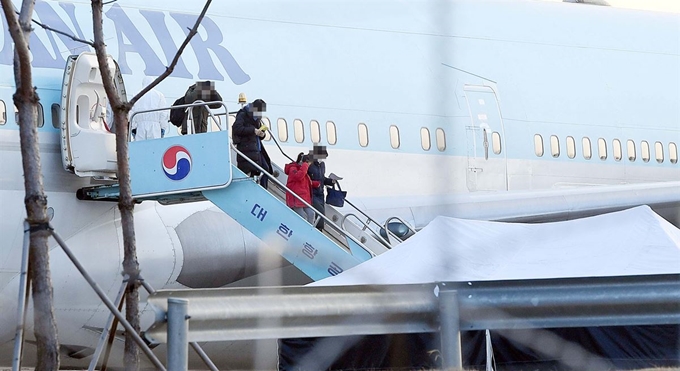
[{"left": 75, "top": 101, "right": 415, "bottom": 281}]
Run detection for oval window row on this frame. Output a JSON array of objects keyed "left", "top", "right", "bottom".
[
  {"left": 534, "top": 134, "right": 678, "bottom": 164},
  {"left": 228, "top": 114, "right": 450, "bottom": 152},
  {"left": 0, "top": 100, "right": 46, "bottom": 127}
]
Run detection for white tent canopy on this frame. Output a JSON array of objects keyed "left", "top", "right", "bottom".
[{"left": 314, "top": 206, "right": 680, "bottom": 286}]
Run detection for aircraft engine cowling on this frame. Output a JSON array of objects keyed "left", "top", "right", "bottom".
[{"left": 173, "top": 208, "right": 287, "bottom": 288}]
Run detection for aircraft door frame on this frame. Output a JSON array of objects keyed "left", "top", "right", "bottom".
[
  {"left": 463, "top": 85, "right": 507, "bottom": 191},
  {"left": 60, "top": 52, "right": 126, "bottom": 178}
]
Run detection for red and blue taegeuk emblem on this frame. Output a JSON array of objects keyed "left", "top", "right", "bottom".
[{"left": 162, "top": 145, "right": 192, "bottom": 181}]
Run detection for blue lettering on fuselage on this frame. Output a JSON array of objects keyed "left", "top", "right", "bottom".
[
  {"left": 169, "top": 11, "right": 250, "bottom": 84},
  {"left": 106, "top": 4, "right": 167, "bottom": 76},
  {"left": 139, "top": 9, "right": 192, "bottom": 79},
  {"left": 0, "top": 1, "right": 250, "bottom": 84},
  {"left": 28, "top": 1, "right": 89, "bottom": 69},
  {"left": 0, "top": 14, "right": 11, "bottom": 66}
]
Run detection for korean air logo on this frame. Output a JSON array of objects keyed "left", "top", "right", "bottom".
[{"left": 162, "top": 146, "right": 192, "bottom": 181}]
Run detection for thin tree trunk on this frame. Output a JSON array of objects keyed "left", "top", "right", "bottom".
[
  {"left": 1, "top": 0, "right": 214, "bottom": 368},
  {"left": 89, "top": 0, "right": 212, "bottom": 368},
  {"left": 90, "top": 1, "right": 140, "bottom": 368},
  {"left": 0, "top": 0, "right": 60, "bottom": 369}
]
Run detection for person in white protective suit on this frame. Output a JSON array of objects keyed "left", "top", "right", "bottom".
[{"left": 129, "top": 76, "right": 169, "bottom": 140}]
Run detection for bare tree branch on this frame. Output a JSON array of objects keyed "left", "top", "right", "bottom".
[
  {"left": 130, "top": 0, "right": 212, "bottom": 106},
  {"left": 90, "top": 0, "right": 212, "bottom": 367},
  {"left": 1, "top": 0, "right": 60, "bottom": 369},
  {"left": 90, "top": 0, "right": 140, "bottom": 367},
  {"left": 25, "top": 13, "right": 95, "bottom": 47}
]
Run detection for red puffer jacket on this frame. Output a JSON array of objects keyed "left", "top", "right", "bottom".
[{"left": 284, "top": 162, "right": 320, "bottom": 208}]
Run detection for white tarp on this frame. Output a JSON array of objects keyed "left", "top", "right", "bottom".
[{"left": 314, "top": 206, "right": 680, "bottom": 286}]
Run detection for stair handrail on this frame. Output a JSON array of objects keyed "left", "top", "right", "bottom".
[
  {"left": 127, "top": 100, "right": 227, "bottom": 141},
  {"left": 230, "top": 144, "right": 376, "bottom": 259},
  {"left": 340, "top": 198, "right": 405, "bottom": 247},
  {"left": 340, "top": 213, "right": 394, "bottom": 248},
  {"left": 343, "top": 198, "right": 386, "bottom": 231},
  {"left": 383, "top": 215, "right": 417, "bottom": 244}
]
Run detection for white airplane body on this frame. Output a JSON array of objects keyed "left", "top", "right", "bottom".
[{"left": 0, "top": 0, "right": 678, "bottom": 368}]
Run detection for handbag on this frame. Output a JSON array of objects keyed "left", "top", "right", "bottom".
[{"left": 325, "top": 182, "right": 347, "bottom": 207}]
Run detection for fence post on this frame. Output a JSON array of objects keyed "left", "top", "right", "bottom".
[
  {"left": 439, "top": 288, "right": 463, "bottom": 370},
  {"left": 167, "top": 297, "right": 189, "bottom": 371},
  {"left": 12, "top": 221, "right": 31, "bottom": 371}
]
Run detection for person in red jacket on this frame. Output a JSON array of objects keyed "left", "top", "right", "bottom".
[{"left": 284, "top": 153, "right": 320, "bottom": 224}]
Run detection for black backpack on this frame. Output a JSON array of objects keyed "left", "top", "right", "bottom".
[{"left": 169, "top": 96, "right": 186, "bottom": 127}]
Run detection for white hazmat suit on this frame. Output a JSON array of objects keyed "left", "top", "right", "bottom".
[{"left": 129, "top": 76, "right": 169, "bottom": 140}]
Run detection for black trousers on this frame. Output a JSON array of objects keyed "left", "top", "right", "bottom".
[
  {"left": 311, "top": 195, "right": 325, "bottom": 231},
  {"left": 237, "top": 151, "right": 270, "bottom": 189}
]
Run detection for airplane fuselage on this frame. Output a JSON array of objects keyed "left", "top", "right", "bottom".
[{"left": 0, "top": 0, "right": 678, "bottom": 368}]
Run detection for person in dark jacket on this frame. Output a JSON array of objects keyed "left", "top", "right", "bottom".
[
  {"left": 181, "top": 80, "right": 223, "bottom": 134},
  {"left": 232, "top": 99, "right": 272, "bottom": 188},
  {"left": 307, "top": 145, "right": 335, "bottom": 231},
  {"left": 284, "top": 153, "right": 320, "bottom": 223}
]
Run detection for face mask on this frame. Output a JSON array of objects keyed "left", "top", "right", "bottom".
[
  {"left": 252, "top": 111, "right": 263, "bottom": 119},
  {"left": 317, "top": 158, "right": 325, "bottom": 163}
]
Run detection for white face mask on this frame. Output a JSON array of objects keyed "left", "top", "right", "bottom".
[
  {"left": 252, "top": 111, "right": 263, "bottom": 119},
  {"left": 317, "top": 158, "right": 325, "bottom": 163}
]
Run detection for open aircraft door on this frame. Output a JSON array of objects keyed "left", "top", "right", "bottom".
[
  {"left": 463, "top": 85, "right": 507, "bottom": 191},
  {"left": 60, "top": 52, "right": 126, "bottom": 178}
]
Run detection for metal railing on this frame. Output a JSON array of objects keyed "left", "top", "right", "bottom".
[
  {"left": 230, "top": 144, "right": 377, "bottom": 259},
  {"left": 11, "top": 222, "right": 30, "bottom": 371},
  {"left": 128, "top": 100, "right": 227, "bottom": 141},
  {"left": 13, "top": 222, "right": 218, "bottom": 370},
  {"left": 12, "top": 224, "right": 166, "bottom": 370},
  {"left": 145, "top": 274, "right": 680, "bottom": 370},
  {"left": 340, "top": 198, "right": 414, "bottom": 248},
  {"left": 340, "top": 212, "right": 394, "bottom": 248},
  {"left": 128, "top": 101, "right": 389, "bottom": 258},
  {"left": 382, "top": 215, "right": 417, "bottom": 244}
]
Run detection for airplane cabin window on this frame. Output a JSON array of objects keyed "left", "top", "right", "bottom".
[
  {"left": 420, "top": 127, "right": 431, "bottom": 151},
  {"left": 597, "top": 138, "right": 607, "bottom": 160},
  {"left": 670, "top": 142, "right": 678, "bottom": 164},
  {"left": 550, "top": 135, "right": 560, "bottom": 158},
  {"left": 358, "top": 123, "right": 369, "bottom": 147},
  {"left": 627, "top": 140, "right": 636, "bottom": 161},
  {"left": 0, "top": 100, "right": 7, "bottom": 125},
  {"left": 582, "top": 137, "right": 592, "bottom": 160},
  {"left": 534, "top": 134, "right": 544, "bottom": 157},
  {"left": 310, "top": 120, "right": 321, "bottom": 144},
  {"left": 389, "top": 125, "right": 400, "bottom": 149},
  {"left": 51, "top": 103, "right": 60, "bottom": 128},
  {"left": 566, "top": 136, "right": 576, "bottom": 159},
  {"left": 37, "top": 103, "right": 44, "bottom": 128},
  {"left": 492, "top": 131, "right": 501, "bottom": 154},
  {"left": 260, "top": 117, "right": 271, "bottom": 141},
  {"left": 326, "top": 121, "right": 337, "bottom": 145},
  {"left": 655, "top": 141, "right": 664, "bottom": 163},
  {"left": 641, "top": 141, "right": 650, "bottom": 162},
  {"left": 612, "top": 139, "right": 622, "bottom": 161},
  {"left": 277, "top": 118, "right": 288, "bottom": 142},
  {"left": 294, "top": 119, "right": 304, "bottom": 143},
  {"left": 435, "top": 128, "right": 446, "bottom": 151},
  {"left": 13, "top": 103, "right": 45, "bottom": 127}
]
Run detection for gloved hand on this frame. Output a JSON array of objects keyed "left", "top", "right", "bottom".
[{"left": 254, "top": 128, "right": 265, "bottom": 138}]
